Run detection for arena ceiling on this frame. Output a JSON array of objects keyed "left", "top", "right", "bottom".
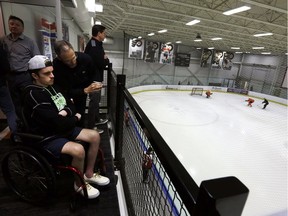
[
  {"left": 5, "top": 0, "right": 287, "bottom": 55},
  {"left": 63, "top": 0, "right": 287, "bottom": 55}
]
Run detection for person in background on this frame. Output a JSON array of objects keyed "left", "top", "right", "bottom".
[
  {"left": 124, "top": 107, "right": 130, "bottom": 127},
  {"left": 0, "top": 40, "right": 17, "bottom": 137},
  {"left": 205, "top": 90, "right": 213, "bottom": 98},
  {"left": 262, "top": 98, "right": 269, "bottom": 109},
  {"left": 23, "top": 55, "right": 110, "bottom": 199},
  {"left": 245, "top": 98, "right": 255, "bottom": 107},
  {"left": 84, "top": 24, "right": 109, "bottom": 130},
  {"left": 142, "top": 147, "right": 154, "bottom": 183},
  {"left": 53, "top": 40, "right": 103, "bottom": 133},
  {"left": 1, "top": 15, "right": 40, "bottom": 117}
]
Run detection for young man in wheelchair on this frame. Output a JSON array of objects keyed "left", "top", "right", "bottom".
[{"left": 23, "top": 55, "right": 110, "bottom": 199}]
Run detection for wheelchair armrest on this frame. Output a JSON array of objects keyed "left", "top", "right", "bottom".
[{"left": 15, "top": 132, "right": 45, "bottom": 141}]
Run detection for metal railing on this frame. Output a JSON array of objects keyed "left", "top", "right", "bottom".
[{"left": 107, "top": 66, "right": 249, "bottom": 216}]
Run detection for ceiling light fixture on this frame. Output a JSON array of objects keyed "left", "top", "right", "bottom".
[
  {"left": 253, "top": 32, "right": 273, "bottom": 37},
  {"left": 158, "top": 29, "right": 167, "bottom": 33},
  {"left": 252, "top": 47, "right": 265, "bottom": 49},
  {"left": 85, "top": 0, "right": 95, "bottom": 12},
  {"left": 95, "top": 3, "right": 103, "bottom": 12},
  {"left": 261, "top": 52, "right": 271, "bottom": 55},
  {"left": 194, "top": 33, "right": 202, "bottom": 42},
  {"left": 223, "top": 6, "right": 251, "bottom": 15},
  {"left": 186, "top": 19, "right": 200, "bottom": 26},
  {"left": 176, "top": 41, "right": 182, "bottom": 43},
  {"left": 211, "top": 37, "right": 222, "bottom": 40},
  {"left": 208, "top": 47, "right": 214, "bottom": 50},
  {"left": 231, "top": 47, "right": 240, "bottom": 49},
  {"left": 147, "top": 32, "right": 155, "bottom": 36}
]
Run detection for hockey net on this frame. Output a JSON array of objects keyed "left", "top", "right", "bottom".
[{"left": 191, "top": 87, "right": 203, "bottom": 96}]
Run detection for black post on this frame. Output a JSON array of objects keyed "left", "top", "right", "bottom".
[
  {"left": 114, "top": 74, "right": 126, "bottom": 160},
  {"left": 194, "top": 176, "right": 249, "bottom": 216}
]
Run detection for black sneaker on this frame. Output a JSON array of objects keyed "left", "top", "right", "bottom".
[{"left": 95, "top": 118, "right": 108, "bottom": 126}]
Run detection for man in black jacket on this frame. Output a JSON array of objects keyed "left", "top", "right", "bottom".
[
  {"left": 24, "top": 55, "right": 110, "bottom": 199},
  {"left": 0, "top": 41, "right": 17, "bottom": 136},
  {"left": 84, "top": 25, "right": 109, "bottom": 129},
  {"left": 53, "top": 40, "right": 103, "bottom": 132}
]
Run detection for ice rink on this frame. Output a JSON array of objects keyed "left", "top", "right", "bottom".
[{"left": 132, "top": 90, "right": 287, "bottom": 216}]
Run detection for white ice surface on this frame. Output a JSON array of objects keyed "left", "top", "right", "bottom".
[{"left": 132, "top": 90, "right": 288, "bottom": 216}]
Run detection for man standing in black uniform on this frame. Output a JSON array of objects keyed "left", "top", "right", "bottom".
[
  {"left": 53, "top": 40, "right": 103, "bottom": 131},
  {"left": 84, "top": 25, "right": 109, "bottom": 129}
]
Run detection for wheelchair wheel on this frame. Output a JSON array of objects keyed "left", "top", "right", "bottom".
[{"left": 1, "top": 146, "right": 56, "bottom": 204}]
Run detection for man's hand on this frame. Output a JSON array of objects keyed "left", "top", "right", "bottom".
[
  {"left": 75, "top": 113, "right": 81, "bottom": 121},
  {"left": 58, "top": 110, "right": 68, "bottom": 116},
  {"left": 84, "top": 82, "right": 103, "bottom": 94}
]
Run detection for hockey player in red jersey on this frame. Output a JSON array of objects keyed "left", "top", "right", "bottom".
[
  {"left": 245, "top": 98, "right": 255, "bottom": 107},
  {"left": 205, "top": 90, "right": 213, "bottom": 98}
]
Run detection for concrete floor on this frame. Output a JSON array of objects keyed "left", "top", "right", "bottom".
[{"left": 132, "top": 90, "right": 287, "bottom": 216}]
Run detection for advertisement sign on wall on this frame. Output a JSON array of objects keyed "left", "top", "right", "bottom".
[
  {"left": 144, "top": 41, "right": 159, "bottom": 63},
  {"left": 128, "top": 38, "right": 144, "bottom": 59},
  {"left": 159, "top": 43, "right": 174, "bottom": 64}
]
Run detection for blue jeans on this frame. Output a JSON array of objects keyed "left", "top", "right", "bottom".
[
  {"left": 87, "top": 90, "right": 101, "bottom": 129},
  {"left": 0, "top": 85, "right": 17, "bottom": 133}
]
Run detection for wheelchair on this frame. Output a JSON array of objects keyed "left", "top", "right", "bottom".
[{"left": 1, "top": 110, "right": 106, "bottom": 210}]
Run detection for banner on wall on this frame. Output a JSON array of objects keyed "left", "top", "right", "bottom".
[
  {"left": 211, "top": 50, "right": 224, "bottom": 69},
  {"left": 41, "top": 18, "right": 56, "bottom": 60},
  {"left": 144, "top": 41, "right": 159, "bottom": 63},
  {"left": 128, "top": 38, "right": 144, "bottom": 59},
  {"left": 222, "top": 52, "right": 234, "bottom": 70},
  {"left": 78, "top": 35, "right": 85, "bottom": 52},
  {"left": 159, "top": 43, "right": 174, "bottom": 64},
  {"left": 200, "top": 49, "right": 213, "bottom": 67},
  {"left": 62, "top": 22, "right": 69, "bottom": 41}
]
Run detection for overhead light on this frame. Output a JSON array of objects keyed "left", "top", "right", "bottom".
[
  {"left": 147, "top": 32, "right": 155, "bottom": 36},
  {"left": 186, "top": 19, "right": 200, "bottom": 26},
  {"left": 85, "top": 0, "right": 95, "bottom": 12},
  {"left": 194, "top": 33, "right": 202, "bottom": 42},
  {"left": 211, "top": 37, "right": 222, "bottom": 40},
  {"left": 196, "top": 47, "right": 202, "bottom": 49},
  {"left": 252, "top": 47, "right": 264, "bottom": 49},
  {"left": 158, "top": 29, "right": 167, "bottom": 33},
  {"left": 286, "top": 53, "right": 288, "bottom": 55},
  {"left": 138, "top": 36, "right": 142, "bottom": 39},
  {"left": 223, "top": 6, "right": 251, "bottom": 15},
  {"left": 95, "top": 20, "right": 101, "bottom": 25},
  {"left": 253, "top": 32, "right": 273, "bottom": 37},
  {"left": 176, "top": 41, "right": 182, "bottom": 43},
  {"left": 235, "top": 52, "right": 243, "bottom": 54},
  {"left": 261, "top": 52, "right": 271, "bottom": 55},
  {"left": 166, "top": 42, "right": 172, "bottom": 44},
  {"left": 231, "top": 47, "right": 240, "bottom": 49},
  {"left": 208, "top": 47, "right": 214, "bottom": 50},
  {"left": 95, "top": 3, "right": 103, "bottom": 12}
]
